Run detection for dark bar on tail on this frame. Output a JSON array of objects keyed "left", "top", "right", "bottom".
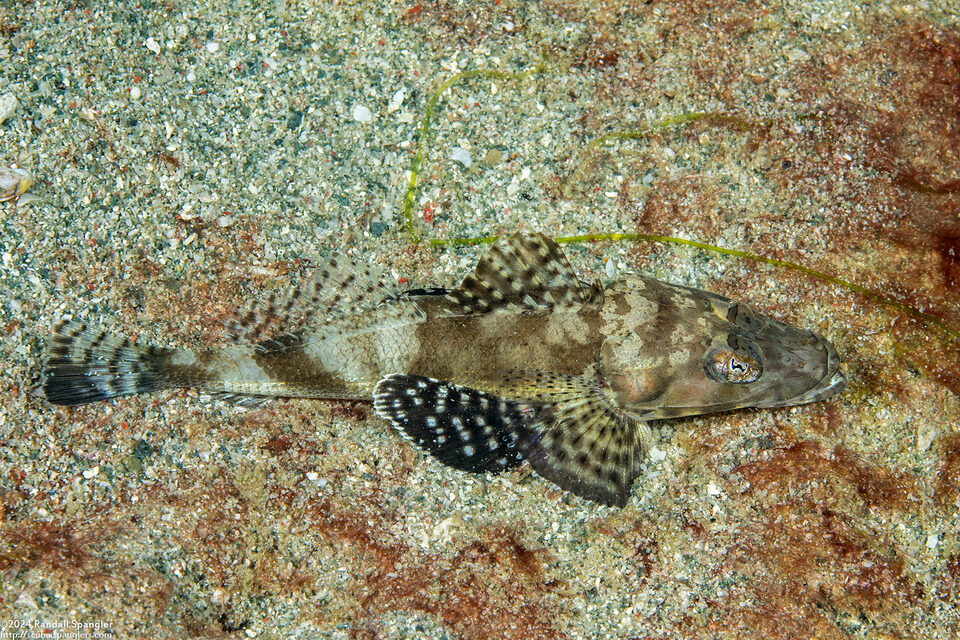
[{"left": 43, "top": 320, "right": 169, "bottom": 406}]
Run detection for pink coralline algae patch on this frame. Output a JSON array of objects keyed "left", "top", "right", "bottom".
[
  {"left": 734, "top": 440, "right": 922, "bottom": 512},
  {"left": 298, "top": 497, "right": 567, "bottom": 640},
  {"left": 785, "top": 20, "right": 960, "bottom": 316}
]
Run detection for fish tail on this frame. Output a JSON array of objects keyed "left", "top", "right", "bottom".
[{"left": 42, "top": 320, "right": 172, "bottom": 406}]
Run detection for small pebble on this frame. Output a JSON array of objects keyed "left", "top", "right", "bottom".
[
  {"left": 369, "top": 220, "right": 387, "bottom": 236},
  {"left": 0, "top": 166, "right": 33, "bottom": 199},
  {"left": 605, "top": 258, "right": 616, "bottom": 278},
  {"left": 387, "top": 89, "right": 405, "bottom": 114},
  {"left": 145, "top": 37, "right": 161, "bottom": 54},
  {"left": 0, "top": 93, "right": 18, "bottom": 123},
  {"left": 82, "top": 466, "right": 99, "bottom": 479},
  {"left": 450, "top": 146, "right": 472, "bottom": 168},
  {"left": 917, "top": 422, "right": 937, "bottom": 452},
  {"left": 130, "top": 85, "right": 142, "bottom": 100},
  {"left": 15, "top": 592, "right": 37, "bottom": 610},
  {"left": 352, "top": 104, "right": 373, "bottom": 123},
  {"left": 206, "top": 41, "right": 219, "bottom": 53}
]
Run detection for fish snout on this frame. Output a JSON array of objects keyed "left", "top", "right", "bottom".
[
  {"left": 807, "top": 331, "right": 847, "bottom": 401},
  {"left": 755, "top": 326, "right": 847, "bottom": 407}
]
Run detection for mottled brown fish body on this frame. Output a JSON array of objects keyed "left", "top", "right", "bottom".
[
  {"left": 407, "top": 302, "right": 606, "bottom": 392},
  {"left": 43, "top": 232, "right": 847, "bottom": 506}
]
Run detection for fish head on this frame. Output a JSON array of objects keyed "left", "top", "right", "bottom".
[{"left": 600, "top": 278, "right": 847, "bottom": 419}]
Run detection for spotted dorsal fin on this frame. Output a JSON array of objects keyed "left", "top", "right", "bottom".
[
  {"left": 444, "top": 232, "right": 603, "bottom": 315},
  {"left": 226, "top": 255, "right": 424, "bottom": 346}
]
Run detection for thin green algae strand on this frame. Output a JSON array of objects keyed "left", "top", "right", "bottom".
[
  {"left": 404, "top": 67, "right": 956, "bottom": 343},
  {"left": 561, "top": 112, "right": 770, "bottom": 197},
  {"left": 430, "top": 232, "right": 960, "bottom": 342},
  {"left": 402, "top": 58, "right": 547, "bottom": 244}
]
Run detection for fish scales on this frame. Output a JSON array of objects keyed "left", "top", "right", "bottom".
[
  {"left": 42, "top": 232, "right": 847, "bottom": 506},
  {"left": 407, "top": 306, "right": 605, "bottom": 390}
]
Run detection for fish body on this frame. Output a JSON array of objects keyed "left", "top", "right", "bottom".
[{"left": 43, "top": 233, "right": 846, "bottom": 506}]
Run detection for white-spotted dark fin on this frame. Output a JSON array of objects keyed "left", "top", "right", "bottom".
[
  {"left": 373, "top": 374, "right": 527, "bottom": 473},
  {"left": 503, "top": 371, "right": 651, "bottom": 508},
  {"left": 226, "top": 255, "right": 424, "bottom": 347},
  {"left": 444, "top": 232, "right": 603, "bottom": 315},
  {"left": 373, "top": 372, "right": 650, "bottom": 507},
  {"left": 43, "top": 320, "right": 170, "bottom": 406}
]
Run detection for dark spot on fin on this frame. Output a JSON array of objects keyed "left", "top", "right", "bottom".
[
  {"left": 505, "top": 371, "right": 651, "bottom": 508},
  {"left": 402, "top": 286, "right": 450, "bottom": 297},
  {"left": 373, "top": 374, "right": 527, "bottom": 473},
  {"left": 392, "top": 286, "right": 450, "bottom": 300},
  {"left": 43, "top": 320, "right": 169, "bottom": 406},
  {"left": 226, "top": 256, "right": 424, "bottom": 345},
  {"left": 374, "top": 372, "right": 650, "bottom": 507},
  {"left": 444, "top": 232, "right": 603, "bottom": 315}
]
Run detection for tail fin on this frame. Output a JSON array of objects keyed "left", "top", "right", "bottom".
[{"left": 42, "top": 320, "right": 170, "bottom": 406}]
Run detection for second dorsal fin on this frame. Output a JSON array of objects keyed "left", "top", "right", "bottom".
[
  {"left": 225, "top": 255, "right": 424, "bottom": 346},
  {"left": 444, "top": 232, "right": 603, "bottom": 315}
]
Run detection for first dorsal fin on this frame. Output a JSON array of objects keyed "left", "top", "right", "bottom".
[
  {"left": 226, "top": 255, "right": 424, "bottom": 346},
  {"left": 444, "top": 232, "right": 603, "bottom": 315}
]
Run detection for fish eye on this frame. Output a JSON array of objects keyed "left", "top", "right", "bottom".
[{"left": 705, "top": 342, "right": 763, "bottom": 384}]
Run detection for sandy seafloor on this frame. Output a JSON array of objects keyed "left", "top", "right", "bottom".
[{"left": 1, "top": 0, "right": 960, "bottom": 638}]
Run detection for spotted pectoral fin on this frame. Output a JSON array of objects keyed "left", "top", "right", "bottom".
[
  {"left": 520, "top": 395, "right": 648, "bottom": 507},
  {"left": 443, "top": 232, "right": 603, "bottom": 316},
  {"left": 500, "top": 371, "right": 651, "bottom": 508},
  {"left": 374, "top": 372, "right": 650, "bottom": 507},
  {"left": 373, "top": 374, "right": 527, "bottom": 473}
]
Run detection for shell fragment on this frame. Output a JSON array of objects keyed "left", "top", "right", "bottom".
[{"left": 0, "top": 167, "right": 33, "bottom": 202}]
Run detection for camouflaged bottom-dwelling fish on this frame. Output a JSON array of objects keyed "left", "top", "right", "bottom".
[{"left": 43, "top": 233, "right": 846, "bottom": 506}]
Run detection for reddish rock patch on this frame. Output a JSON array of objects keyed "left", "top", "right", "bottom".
[
  {"left": 933, "top": 431, "right": 960, "bottom": 510},
  {"left": 722, "top": 502, "right": 922, "bottom": 639},
  {"left": 301, "top": 497, "right": 566, "bottom": 640},
  {"left": 735, "top": 440, "right": 922, "bottom": 512}
]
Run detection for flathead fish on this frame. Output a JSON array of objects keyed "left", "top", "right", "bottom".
[{"left": 43, "top": 233, "right": 846, "bottom": 506}]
